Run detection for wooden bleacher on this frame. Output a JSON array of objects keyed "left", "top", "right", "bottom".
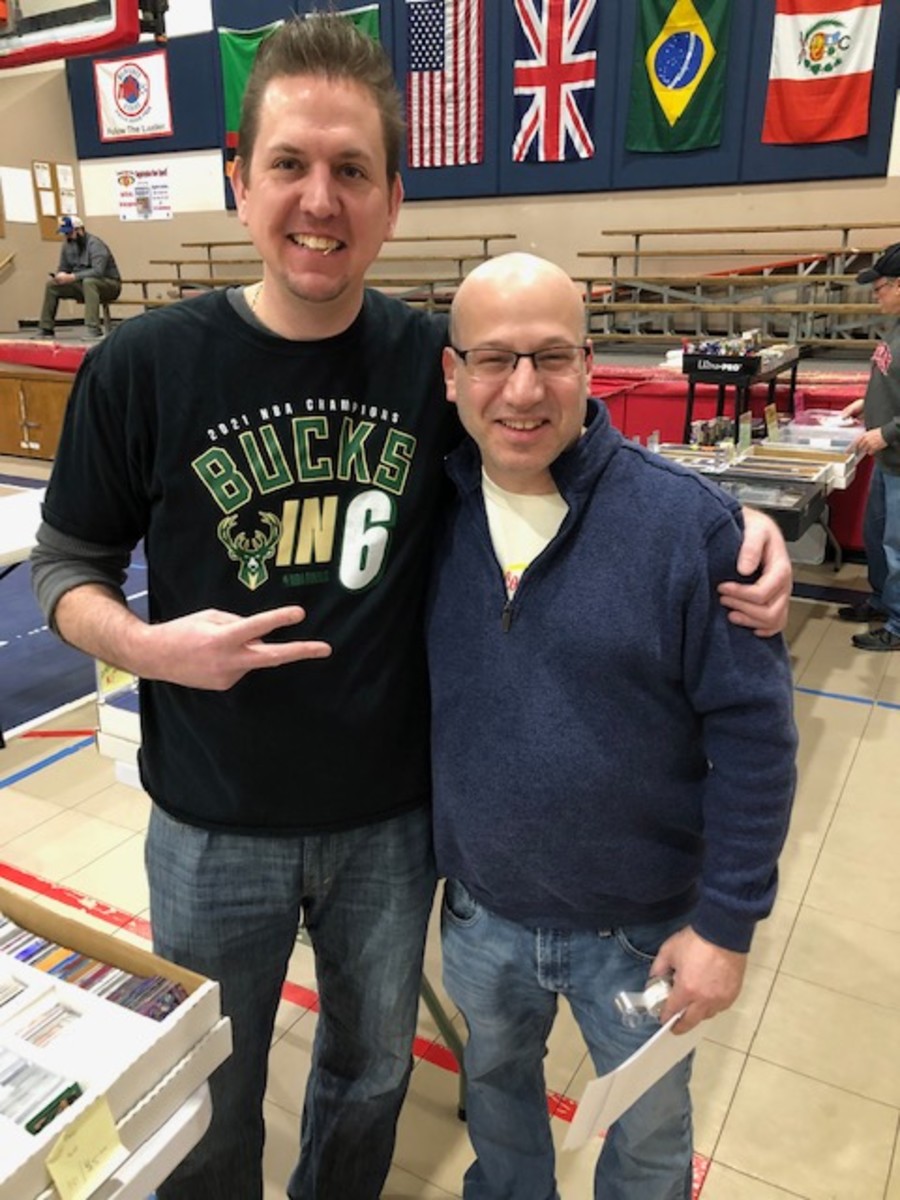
[
  {"left": 106, "top": 231, "right": 517, "bottom": 321},
  {"left": 182, "top": 230, "right": 515, "bottom": 264},
  {"left": 574, "top": 221, "right": 893, "bottom": 349},
  {"left": 597, "top": 219, "right": 900, "bottom": 254},
  {"left": 578, "top": 247, "right": 885, "bottom": 279}
]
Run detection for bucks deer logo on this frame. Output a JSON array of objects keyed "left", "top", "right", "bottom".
[{"left": 218, "top": 511, "right": 281, "bottom": 591}]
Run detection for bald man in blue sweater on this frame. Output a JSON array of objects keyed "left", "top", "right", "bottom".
[{"left": 427, "top": 254, "right": 797, "bottom": 1200}]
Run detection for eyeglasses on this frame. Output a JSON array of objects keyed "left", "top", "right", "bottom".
[
  {"left": 451, "top": 344, "right": 588, "bottom": 382},
  {"left": 874, "top": 279, "right": 896, "bottom": 295}
]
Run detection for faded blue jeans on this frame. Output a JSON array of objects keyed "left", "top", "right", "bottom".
[
  {"left": 863, "top": 462, "right": 900, "bottom": 637},
  {"left": 147, "top": 803, "right": 436, "bottom": 1200},
  {"left": 442, "top": 880, "right": 694, "bottom": 1200}
]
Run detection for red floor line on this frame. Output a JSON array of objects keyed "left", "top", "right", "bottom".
[
  {"left": 0, "top": 859, "right": 711, "bottom": 1189},
  {"left": 0, "top": 861, "right": 147, "bottom": 933},
  {"left": 281, "top": 980, "right": 319, "bottom": 1013},
  {"left": 20, "top": 729, "right": 97, "bottom": 738}
]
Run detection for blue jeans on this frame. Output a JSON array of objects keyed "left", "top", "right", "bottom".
[
  {"left": 146, "top": 804, "right": 436, "bottom": 1200},
  {"left": 863, "top": 463, "right": 900, "bottom": 636},
  {"left": 442, "top": 880, "right": 693, "bottom": 1200}
]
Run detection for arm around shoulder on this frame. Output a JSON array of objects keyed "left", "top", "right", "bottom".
[{"left": 718, "top": 507, "right": 792, "bottom": 636}]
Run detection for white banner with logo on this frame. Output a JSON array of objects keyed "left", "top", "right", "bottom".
[{"left": 94, "top": 51, "right": 173, "bottom": 142}]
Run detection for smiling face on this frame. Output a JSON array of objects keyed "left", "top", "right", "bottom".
[
  {"left": 232, "top": 73, "right": 402, "bottom": 338},
  {"left": 443, "top": 255, "right": 591, "bottom": 495}
]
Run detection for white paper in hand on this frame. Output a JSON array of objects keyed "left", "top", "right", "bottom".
[{"left": 562, "top": 1014, "right": 702, "bottom": 1151}]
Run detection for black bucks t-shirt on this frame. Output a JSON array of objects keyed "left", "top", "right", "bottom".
[{"left": 42, "top": 288, "right": 455, "bottom": 833}]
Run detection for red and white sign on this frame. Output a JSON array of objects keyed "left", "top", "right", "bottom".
[{"left": 94, "top": 50, "right": 173, "bottom": 142}]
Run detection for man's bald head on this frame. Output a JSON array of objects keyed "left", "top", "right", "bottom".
[
  {"left": 442, "top": 252, "right": 592, "bottom": 496},
  {"left": 450, "top": 253, "right": 587, "bottom": 348}
]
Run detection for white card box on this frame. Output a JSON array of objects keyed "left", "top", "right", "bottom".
[
  {"left": 29, "top": 1030, "right": 228, "bottom": 1200},
  {"left": 754, "top": 440, "right": 860, "bottom": 489},
  {"left": 0, "top": 887, "right": 231, "bottom": 1200},
  {"left": 95, "top": 669, "right": 142, "bottom": 787}
]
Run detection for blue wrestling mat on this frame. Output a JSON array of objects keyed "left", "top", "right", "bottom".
[{"left": 0, "top": 506, "right": 147, "bottom": 734}]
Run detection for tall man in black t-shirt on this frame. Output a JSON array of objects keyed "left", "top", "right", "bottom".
[{"left": 31, "top": 17, "right": 792, "bottom": 1200}]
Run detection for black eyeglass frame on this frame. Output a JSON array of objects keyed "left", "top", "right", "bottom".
[{"left": 450, "top": 343, "right": 590, "bottom": 376}]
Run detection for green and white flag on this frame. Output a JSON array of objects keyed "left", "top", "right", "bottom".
[
  {"left": 337, "top": 4, "right": 380, "bottom": 40},
  {"left": 218, "top": 21, "right": 282, "bottom": 164}
]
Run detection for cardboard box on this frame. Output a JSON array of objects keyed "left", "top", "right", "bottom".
[
  {"left": 0, "top": 887, "right": 231, "bottom": 1200},
  {"left": 750, "top": 441, "right": 859, "bottom": 489},
  {"left": 95, "top": 683, "right": 141, "bottom": 790}
]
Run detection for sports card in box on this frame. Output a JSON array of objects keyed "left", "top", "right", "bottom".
[{"left": 0, "top": 887, "right": 231, "bottom": 1200}]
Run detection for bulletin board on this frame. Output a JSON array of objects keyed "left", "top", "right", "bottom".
[{"left": 31, "top": 160, "right": 77, "bottom": 241}]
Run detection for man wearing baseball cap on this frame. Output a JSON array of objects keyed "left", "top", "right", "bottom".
[
  {"left": 836, "top": 242, "right": 900, "bottom": 650},
  {"left": 39, "top": 214, "right": 121, "bottom": 339}
]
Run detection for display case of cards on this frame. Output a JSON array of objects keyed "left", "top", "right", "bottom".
[
  {"left": 651, "top": 444, "right": 827, "bottom": 540},
  {"left": 715, "top": 475, "right": 827, "bottom": 541},
  {"left": 0, "top": 887, "right": 231, "bottom": 1200}
]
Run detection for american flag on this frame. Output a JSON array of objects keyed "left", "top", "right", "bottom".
[
  {"left": 406, "top": 0, "right": 483, "bottom": 168},
  {"left": 513, "top": 0, "right": 598, "bottom": 163}
]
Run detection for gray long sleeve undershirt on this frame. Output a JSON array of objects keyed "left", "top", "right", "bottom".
[
  {"left": 30, "top": 286, "right": 263, "bottom": 631},
  {"left": 30, "top": 522, "right": 131, "bottom": 632}
]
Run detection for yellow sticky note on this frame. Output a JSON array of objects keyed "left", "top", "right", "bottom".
[
  {"left": 96, "top": 661, "right": 136, "bottom": 697},
  {"left": 45, "top": 1096, "right": 128, "bottom": 1200}
]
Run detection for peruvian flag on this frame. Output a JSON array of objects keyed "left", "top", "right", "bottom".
[{"left": 761, "top": 0, "right": 882, "bottom": 144}]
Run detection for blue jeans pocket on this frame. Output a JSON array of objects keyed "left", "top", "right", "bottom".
[
  {"left": 442, "top": 877, "right": 481, "bottom": 925},
  {"left": 613, "top": 914, "right": 687, "bottom": 965}
]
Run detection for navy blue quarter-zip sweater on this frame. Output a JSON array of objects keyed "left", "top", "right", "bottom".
[{"left": 427, "top": 401, "right": 797, "bottom": 953}]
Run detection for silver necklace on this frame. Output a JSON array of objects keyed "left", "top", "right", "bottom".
[{"left": 247, "top": 282, "right": 263, "bottom": 313}]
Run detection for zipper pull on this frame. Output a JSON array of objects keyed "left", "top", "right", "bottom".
[{"left": 502, "top": 601, "right": 513, "bottom": 632}]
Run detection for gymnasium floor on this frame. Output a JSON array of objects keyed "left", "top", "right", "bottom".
[{"left": 4, "top": 448, "right": 900, "bottom": 1197}]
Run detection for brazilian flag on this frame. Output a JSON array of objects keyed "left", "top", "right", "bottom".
[{"left": 626, "top": 0, "right": 732, "bottom": 153}]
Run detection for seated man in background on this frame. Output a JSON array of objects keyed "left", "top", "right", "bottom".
[
  {"left": 39, "top": 214, "right": 121, "bottom": 338},
  {"left": 428, "top": 253, "right": 798, "bottom": 1200}
]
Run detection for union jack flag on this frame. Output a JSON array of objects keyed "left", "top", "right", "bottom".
[{"left": 513, "top": 0, "right": 598, "bottom": 163}]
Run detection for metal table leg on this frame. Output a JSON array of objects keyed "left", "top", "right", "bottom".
[{"left": 419, "top": 972, "right": 467, "bottom": 1120}]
